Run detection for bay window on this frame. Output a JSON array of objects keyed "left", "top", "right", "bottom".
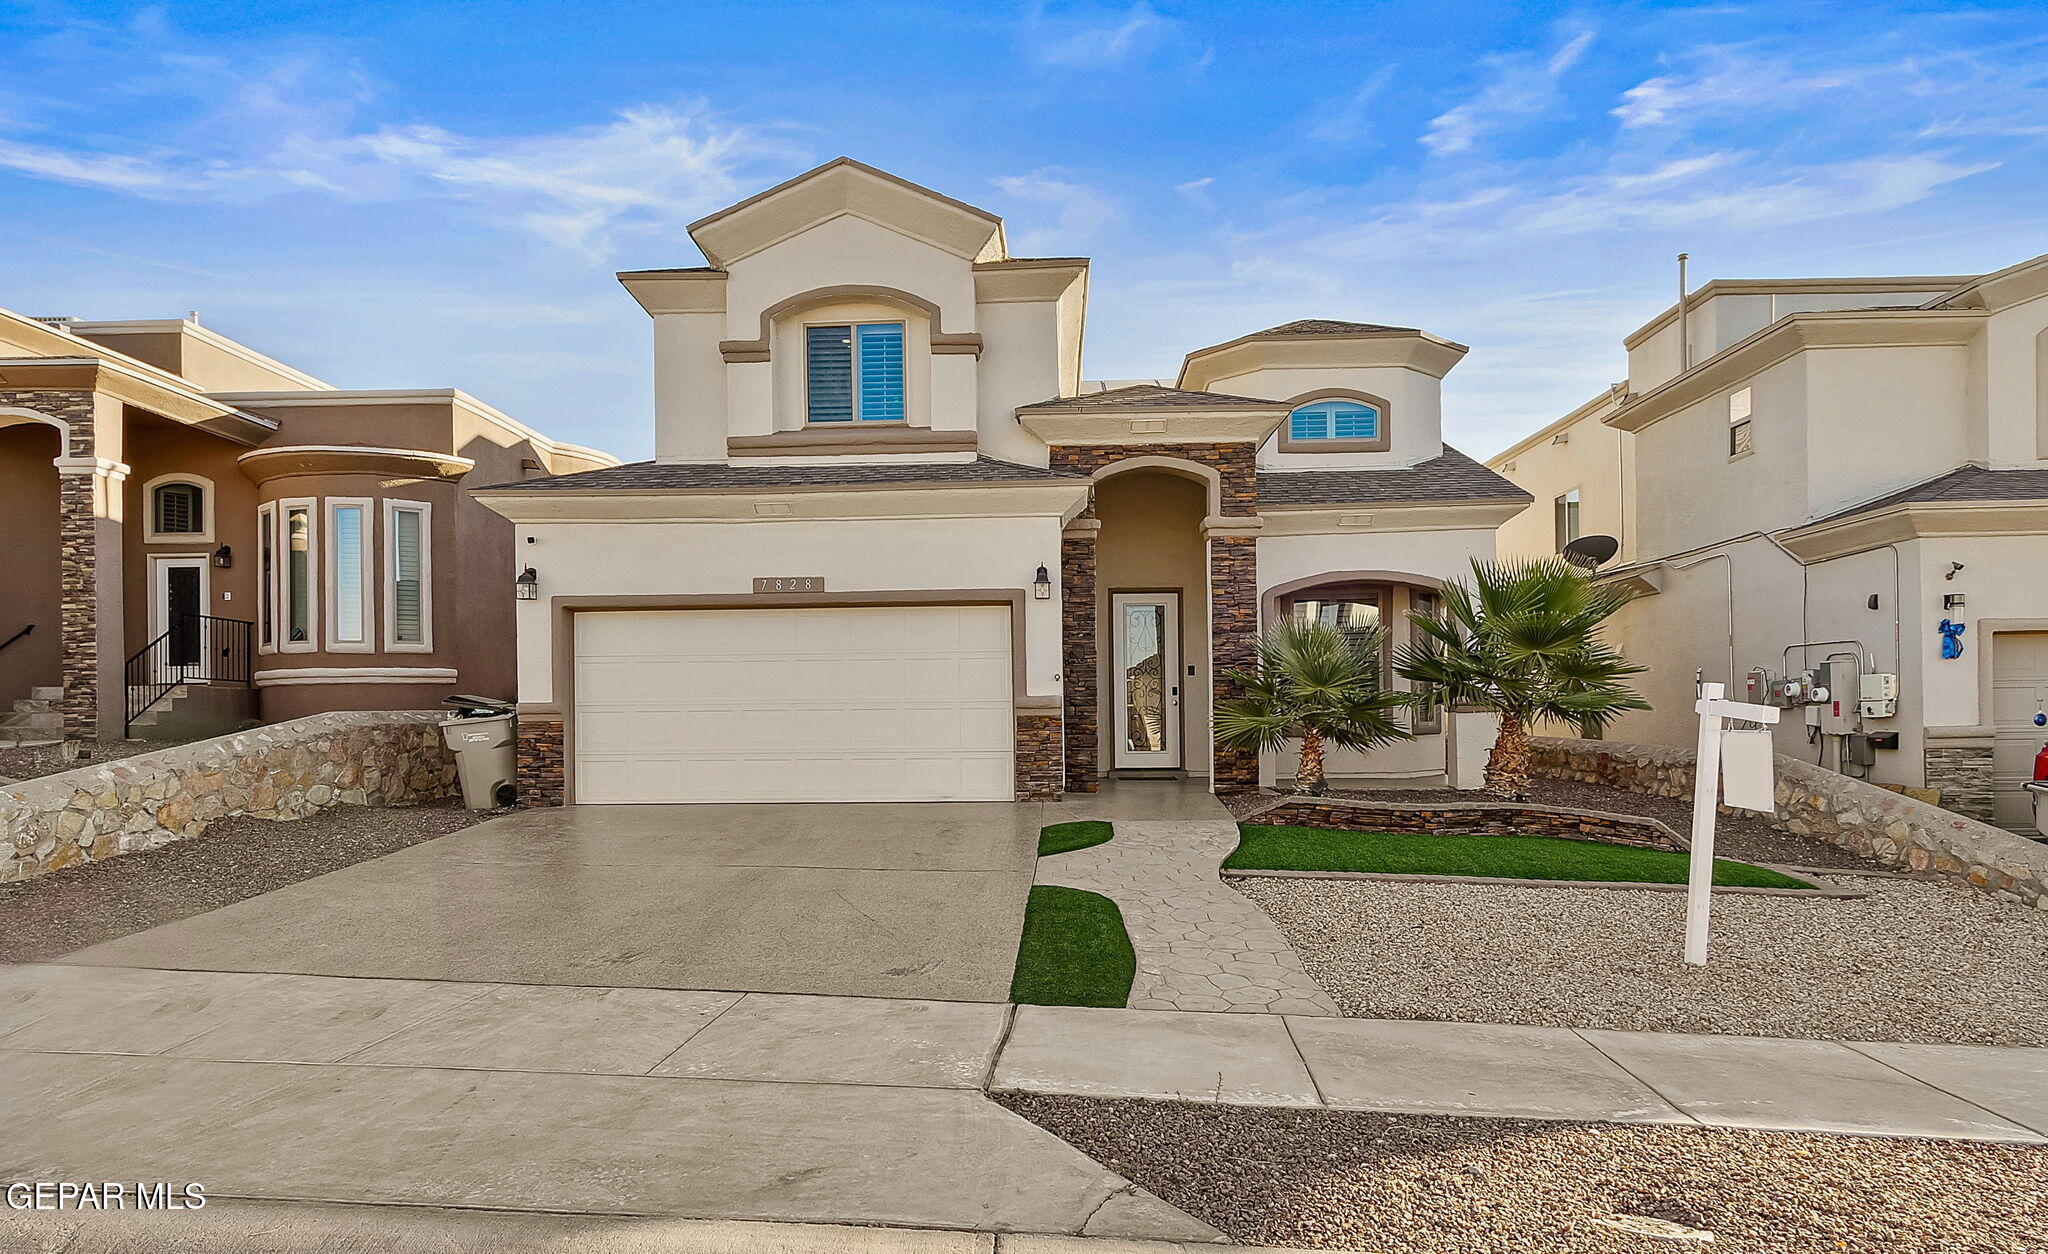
[
  {"left": 385, "top": 500, "right": 432, "bottom": 650},
  {"left": 326, "top": 500, "right": 372, "bottom": 651}
]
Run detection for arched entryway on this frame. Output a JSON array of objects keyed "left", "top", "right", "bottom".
[
  {"left": 1091, "top": 462, "right": 1214, "bottom": 780},
  {"left": 0, "top": 412, "right": 65, "bottom": 710}
]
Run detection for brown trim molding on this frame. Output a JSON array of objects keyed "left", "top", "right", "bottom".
[
  {"left": 718, "top": 284, "right": 983, "bottom": 362},
  {"left": 1259, "top": 569, "right": 1447, "bottom": 627},
  {"left": 726, "top": 426, "right": 978, "bottom": 458},
  {"left": 1274, "top": 388, "right": 1393, "bottom": 454},
  {"left": 546, "top": 590, "right": 1038, "bottom": 804}
]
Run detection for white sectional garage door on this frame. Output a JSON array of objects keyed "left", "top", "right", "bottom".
[
  {"left": 1991, "top": 631, "right": 2048, "bottom": 832},
  {"left": 572, "top": 606, "right": 1014, "bottom": 804}
]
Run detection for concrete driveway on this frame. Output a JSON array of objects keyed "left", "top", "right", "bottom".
[{"left": 63, "top": 802, "right": 1045, "bottom": 1002}]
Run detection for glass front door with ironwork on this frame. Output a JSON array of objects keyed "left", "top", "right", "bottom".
[{"left": 1111, "top": 591, "right": 1181, "bottom": 769}]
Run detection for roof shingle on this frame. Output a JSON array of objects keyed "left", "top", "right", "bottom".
[
  {"left": 1812, "top": 465, "right": 2048, "bottom": 525},
  {"left": 1257, "top": 447, "right": 1531, "bottom": 507},
  {"left": 1018, "top": 383, "right": 1285, "bottom": 411},
  {"left": 1254, "top": 318, "right": 1420, "bottom": 336},
  {"left": 476, "top": 455, "right": 1084, "bottom": 493}
]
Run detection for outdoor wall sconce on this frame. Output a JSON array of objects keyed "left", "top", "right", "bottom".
[
  {"left": 515, "top": 566, "right": 539, "bottom": 601},
  {"left": 1033, "top": 565, "right": 1052, "bottom": 601},
  {"left": 211, "top": 545, "right": 232, "bottom": 569}
]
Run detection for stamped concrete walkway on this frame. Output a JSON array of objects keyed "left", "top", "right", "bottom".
[{"left": 1035, "top": 819, "right": 1339, "bottom": 1015}]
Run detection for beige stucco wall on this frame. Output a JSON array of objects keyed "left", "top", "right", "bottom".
[
  {"left": 1625, "top": 285, "right": 1964, "bottom": 393},
  {"left": 0, "top": 423, "right": 62, "bottom": 706},
  {"left": 510, "top": 515, "right": 1068, "bottom": 710},
  {"left": 1491, "top": 396, "right": 1631, "bottom": 563}
]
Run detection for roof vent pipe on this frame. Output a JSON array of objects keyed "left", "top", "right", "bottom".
[{"left": 1677, "top": 253, "right": 1690, "bottom": 372}]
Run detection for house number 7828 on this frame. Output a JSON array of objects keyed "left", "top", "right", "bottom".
[{"left": 753, "top": 577, "right": 825, "bottom": 593}]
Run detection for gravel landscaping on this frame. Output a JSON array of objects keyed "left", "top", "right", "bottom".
[
  {"left": 0, "top": 736, "right": 218, "bottom": 783},
  {"left": 998, "top": 1094, "right": 2048, "bottom": 1253},
  {"left": 1236, "top": 874, "right": 2048, "bottom": 1044},
  {"left": 1223, "top": 779, "right": 1880, "bottom": 871},
  {"left": 0, "top": 800, "right": 492, "bottom": 962}
]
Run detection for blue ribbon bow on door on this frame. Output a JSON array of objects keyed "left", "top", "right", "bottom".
[{"left": 1938, "top": 619, "right": 1966, "bottom": 660}]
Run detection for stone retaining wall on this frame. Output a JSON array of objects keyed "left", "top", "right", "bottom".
[
  {"left": 1531, "top": 737, "right": 2048, "bottom": 909},
  {"left": 1, "top": 711, "right": 457, "bottom": 885},
  {"left": 1246, "top": 796, "right": 1683, "bottom": 851}
]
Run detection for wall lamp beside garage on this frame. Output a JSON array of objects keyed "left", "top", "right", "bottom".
[
  {"left": 515, "top": 566, "right": 539, "bottom": 601},
  {"left": 1033, "top": 565, "right": 1052, "bottom": 601},
  {"left": 211, "top": 545, "right": 232, "bottom": 569}
]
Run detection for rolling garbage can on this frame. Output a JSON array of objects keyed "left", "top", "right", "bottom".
[
  {"left": 441, "top": 695, "right": 518, "bottom": 809},
  {"left": 2025, "top": 780, "right": 2048, "bottom": 841}
]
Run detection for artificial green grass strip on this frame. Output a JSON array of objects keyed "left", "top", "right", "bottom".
[
  {"left": 1009, "top": 885, "right": 1137, "bottom": 1007},
  {"left": 1039, "top": 820, "right": 1114, "bottom": 857},
  {"left": 1225, "top": 824, "right": 1815, "bottom": 890}
]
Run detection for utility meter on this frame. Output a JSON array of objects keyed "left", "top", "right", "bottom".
[{"left": 1859, "top": 673, "right": 1899, "bottom": 719}]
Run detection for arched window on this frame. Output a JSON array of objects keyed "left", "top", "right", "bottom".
[
  {"left": 149, "top": 480, "right": 208, "bottom": 538},
  {"left": 1278, "top": 393, "right": 1391, "bottom": 453}
]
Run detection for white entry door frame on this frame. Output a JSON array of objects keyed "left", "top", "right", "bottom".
[
  {"left": 148, "top": 554, "right": 210, "bottom": 682},
  {"left": 1111, "top": 590, "right": 1182, "bottom": 769}
]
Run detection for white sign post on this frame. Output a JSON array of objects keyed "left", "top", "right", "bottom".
[{"left": 1686, "top": 682, "right": 1780, "bottom": 966}]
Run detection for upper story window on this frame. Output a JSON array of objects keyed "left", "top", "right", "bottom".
[
  {"left": 1277, "top": 393, "right": 1391, "bottom": 453},
  {"left": 1555, "top": 489, "right": 1582, "bottom": 552},
  {"left": 1728, "top": 386, "right": 1754, "bottom": 458},
  {"left": 806, "top": 322, "right": 905, "bottom": 423}
]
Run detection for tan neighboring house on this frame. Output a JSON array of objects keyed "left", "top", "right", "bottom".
[
  {"left": 0, "top": 309, "right": 616, "bottom": 742},
  {"left": 1490, "top": 254, "right": 2048, "bottom": 832},
  {"left": 475, "top": 158, "right": 1530, "bottom": 806}
]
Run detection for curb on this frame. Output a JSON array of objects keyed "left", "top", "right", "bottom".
[{"left": 1219, "top": 867, "right": 1861, "bottom": 897}]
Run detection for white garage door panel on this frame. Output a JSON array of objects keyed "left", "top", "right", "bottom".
[{"left": 573, "top": 606, "right": 1014, "bottom": 804}]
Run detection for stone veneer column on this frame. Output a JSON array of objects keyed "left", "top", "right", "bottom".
[
  {"left": 1060, "top": 516, "right": 1101, "bottom": 793},
  {"left": 1205, "top": 523, "right": 1262, "bottom": 793},
  {"left": 1014, "top": 711, "right": 1064, "bottom": 801},
  {"left": 1924, "top": 744, "right": 1996, "bottom": 823},
  {"left": 3, "top": 388, "right": 117, "bottom": 742},
  {"left": 516, "top": 716, "right": 566, "bottom": 806}
]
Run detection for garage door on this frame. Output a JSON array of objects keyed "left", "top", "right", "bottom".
[
  {"left": 1991, "top": 631, "right": 2048, "bottom": 832},
  {"left": 572, "top": 606, "right": 1014, "bottom": 804}
]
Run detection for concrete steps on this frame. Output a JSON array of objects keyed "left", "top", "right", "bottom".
[{"left": 0, "top": 690, "right": 61, "bottom": 745}]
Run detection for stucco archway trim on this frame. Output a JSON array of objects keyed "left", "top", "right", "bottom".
[
  {"left": 0, "top": 405, "right": 73, "bottom": 461},
  {"left": 1088, "top": 454, "right": 1224, "bottom": 517},
  {"left": 1260, "top": 568, "right": 1448, "bottom": 626},
  {"left": 1274, "top": 387, "right": 1394, "bottom": 454},
  {"left": 719, "top": 284, "right": 983, "bottom": 362}
]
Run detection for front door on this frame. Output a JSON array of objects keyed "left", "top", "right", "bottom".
[
  {"left": 1112, "top": 591, "right": 1181, "bottom": 769},
  {"left": 151, "top": 557, "right": 207, "bottom": 676}
]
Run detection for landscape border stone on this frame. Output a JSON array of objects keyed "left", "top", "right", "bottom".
[
  {"left": 1240, "top": 794, "right": 1687, "bottom": 851},
  {"left": 1531, "top": 736, "right": 2048, "bottom": 910},
  {"left": 1218, "top": 867, "right": 1860, "bottom": 898},
  {"left": 0, "top": 711, "right": 458, "bottom": 885}
]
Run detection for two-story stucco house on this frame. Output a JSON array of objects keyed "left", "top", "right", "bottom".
[
  {"left": 1491, "top": 252, "right": 2048, "bottom": 832},
  {"left": 475, "top": 159, "right": 1530, "bottom": 805},
  {"left": 0, "top": 307, "right": 615, "bottom": 743}
]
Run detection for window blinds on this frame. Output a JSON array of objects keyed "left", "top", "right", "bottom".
[
  {"left": 392, "top": 508, "right": 424, "bottom": 644},
  {"left": 332, "top": 506, "right": 365, "bottom": 644}
]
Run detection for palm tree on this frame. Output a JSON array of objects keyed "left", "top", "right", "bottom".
[
  {"left": 1395, "top": 558, "right": 1649, "bottom": 798},
  {"left": 1214, "top": 618, "right": 1413, "bottom": 794}
]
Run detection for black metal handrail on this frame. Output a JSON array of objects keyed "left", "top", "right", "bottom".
[
  {"left": 0, "top": 624, "right": 31, "bottom": 655},
  {"left": 124, "top": 614, "right": 254, "bottom": 737}
]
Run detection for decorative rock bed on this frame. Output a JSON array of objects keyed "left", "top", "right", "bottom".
[
  {"left": 1240, "top": 795, "right": 1685, "bottom": 851},
  {"left": 0, "top": 711, "right": 457, "bottom": 884}
]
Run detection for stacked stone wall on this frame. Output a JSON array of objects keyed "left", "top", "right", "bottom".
[
  {"left": 1531, "top": 737, "right": 2048, "bottom": 909},
  {"left": 1250, "top": 796, "right": 1682, "bottom": 851},
  {"left": 1, "top": 712, "right": 456, "bottom": 884}
]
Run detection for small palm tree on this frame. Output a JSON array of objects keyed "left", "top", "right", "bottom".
[
  {"left": 1395, "top": 558, "right": 1649, "bottom": 798},
  {"left": 1214, "top": 618, "right": 1413, "bottom": 794}
]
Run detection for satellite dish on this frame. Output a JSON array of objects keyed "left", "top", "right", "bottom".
[{"left": 1561, "top": 534, "right": 1620, "bottom": 571}]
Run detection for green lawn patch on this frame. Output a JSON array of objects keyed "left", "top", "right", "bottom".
[
  {"left": 1039, "top": 820, "right": 1113, "bottom": 857},
  {"left": 1225, "top": 824, "right": 1815, "bottom": 890},
  {"left": 1010, "top": 885, "right": 1136, "bottom": 1007}
]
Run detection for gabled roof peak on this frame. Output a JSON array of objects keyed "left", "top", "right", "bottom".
[{"left": 685, "top": 157, "right": 1008, "bottom": 268}]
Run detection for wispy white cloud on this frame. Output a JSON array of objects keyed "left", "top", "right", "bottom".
[
  {"left": 1423, "top": 26, "right": 1594, "bottom": 155},
  {"left": 1025, "top": 2, "right": 1177, "bottom": 69},
  {"left": 0, "top": 105, "right": 799, "bottom": 257},
  {"left": 992, "top": 170, "right": 1121, "bottom": 254},
  {"left": 1307, "top": 64, "right": 1399, "bottom": 146}
]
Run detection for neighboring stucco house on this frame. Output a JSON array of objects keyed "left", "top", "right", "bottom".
[
  {"left": 1490, "top": 254, "right": 2048, "bottom": 832},
  {"left": 0, "top": 308, "right": 616, "bottom": 741},
  {"left": 476, "top": 159, "right": 1529, "bottom": 805}
]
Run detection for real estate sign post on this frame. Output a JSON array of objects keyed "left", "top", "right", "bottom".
[{"left": 1685, "top": 683, "right": 1781, "bottom": 965}]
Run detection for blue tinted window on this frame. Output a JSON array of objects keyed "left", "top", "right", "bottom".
[
  {"left": 806, "top": 325, "right": 854, "bottom": 423},
  {"left": 1288, "top": 400, "right": 1381, "bottom": 442}
]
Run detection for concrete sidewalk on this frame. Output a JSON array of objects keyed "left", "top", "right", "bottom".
[{"left": 992, "top": 1004, "right": 2048, "bottom": 1143}]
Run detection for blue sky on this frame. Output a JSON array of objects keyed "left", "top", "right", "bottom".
[{"left": 3, "top": 1, "right": 2045, "bottom": 460}]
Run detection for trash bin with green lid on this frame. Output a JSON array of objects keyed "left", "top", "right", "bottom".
[{"left": 440, "top": 694, "right": 518, "bottom": 809}]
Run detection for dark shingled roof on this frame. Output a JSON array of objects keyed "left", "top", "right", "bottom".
[
  {"left": 476, "top": 455, "right": 1083, "bottom": 493},
  {"left": 1018, "top": 383, "right": 1285, "bottom": 411},
  {"left": 1811, "top": 465, "right": 2048, "bottom": 525},
  {"left": 1257, "top": 447, "right": 1531, "bottom": 507},
  {"left": 1255, "top": 318, "right": 1420, "bottom": 336}
]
